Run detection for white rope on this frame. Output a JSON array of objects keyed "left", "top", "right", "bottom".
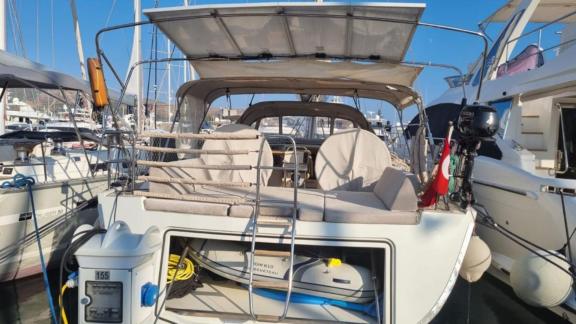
[{"left": 140, "top": 176, "right": 252, "bottom": 187}]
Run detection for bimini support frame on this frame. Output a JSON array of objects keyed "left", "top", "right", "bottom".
[{"left": 93, "top": 10, "right": 490, "bottom": 137}]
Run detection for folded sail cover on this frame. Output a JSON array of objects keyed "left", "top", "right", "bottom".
[{"left": 144, "top": 3, "right": 425, "bottom": 62}]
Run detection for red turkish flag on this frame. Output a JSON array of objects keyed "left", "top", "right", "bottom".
[{"left": 420, "top": 131, "right": 452, "bottom": 207}]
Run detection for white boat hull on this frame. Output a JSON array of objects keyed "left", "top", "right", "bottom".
[{"left": 0, "top": 176, "right": 108, "bottom": 281}]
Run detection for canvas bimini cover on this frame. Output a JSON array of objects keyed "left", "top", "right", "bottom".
[
  {"left": 0, "top": 50, "right": 136, "bottom": 106},
  {"left": 0, "top": 50, "right": 91, "bottom": 92}
]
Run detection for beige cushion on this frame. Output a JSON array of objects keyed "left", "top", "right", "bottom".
[
  {"left": 324, "top": 191, "right": 419, "bottom": 224},
  {"left": 229, "top": 187, "right": 324, "bottom": 222},
  {"left": 143, "top": 198, "right": 229, "bottom": 216},
  {"left": 148, "top": 158, "right": 210, "bottom": 195},
  {"left": 315, "top": 128, "right": 392, "bottom": 191},
  {"left": 147, "top": 124, "right": 273, "bottom": 196},
  {"left": 202, "top": 124, "right": 273, "bottom": 185},
  {"left": 373, "top": 167, "right": 418, "bottom": 211}
]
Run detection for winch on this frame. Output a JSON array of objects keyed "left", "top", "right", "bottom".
[{"left": 75, "top": 222, "right": 161, "bottom": 323}]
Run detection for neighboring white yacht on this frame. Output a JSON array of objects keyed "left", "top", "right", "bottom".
[
  {"left": 65, "top": 3, "right": 505, "bottom": 324},
  {"left": 432, "top": 0, "right": 576, "bottom": 320}
]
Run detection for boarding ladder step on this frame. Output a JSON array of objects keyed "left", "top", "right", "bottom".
[
  {"left": 252, "top": 280, "right": 290, "bottom": 290},
  {"left": 253, "top": 249, "right": 291, "bottom": 257},
  {"left": 256, "top": 217, "right": 293, "bottom": 227},
  {"left": 255, "top": 315, "right": 281, "bottom": 322},
  {"left": 248, "top": 134, "right": 298, "bottom": 322}
]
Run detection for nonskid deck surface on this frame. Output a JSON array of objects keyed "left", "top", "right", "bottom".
[{"left": 165, "top": 277, "right": 374, "bottom": 323}]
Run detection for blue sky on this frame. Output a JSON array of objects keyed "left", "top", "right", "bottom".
[{"left": 5, "top": 0, "right": 507, "bottom": 121}]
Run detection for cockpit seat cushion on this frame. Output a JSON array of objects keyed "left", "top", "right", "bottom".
[
  {"left": 373, "top": 167, "right": 418, "bottom": 211},
  {"left": 202, "top": 124, "right": 274, "bottom": 186},
  {"left": 143, "top": 198, "right": 230, "bottom": 216},
  {"left": 147, "top": 124, "right": 274, "bottom": 195},
  {"left": 315, "top": 128, "right": 392, "bottom": 191},
  {"left": 228, "top": 186, "right": 325, "bottom": 222},
  {"left": 323, "top": 191, "right": 419, "bottom": 224},
  {"left": 324, "top": 167, "right": 419, "bottom": 224}
]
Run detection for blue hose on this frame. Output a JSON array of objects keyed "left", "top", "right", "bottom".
[{"left": 3, "top": 174, "right": 58, "bottom": 323}]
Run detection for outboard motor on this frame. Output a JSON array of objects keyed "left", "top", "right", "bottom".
[{"left": 453, "top": 104, "right": 499, "bottom": 208}]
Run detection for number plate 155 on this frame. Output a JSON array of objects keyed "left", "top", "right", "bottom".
[{"left": 95, "top": 270, "right": 110, "bottom": 280}]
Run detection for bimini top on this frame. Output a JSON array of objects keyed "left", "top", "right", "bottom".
[
  {"left": 144, "top": 2, "right": 425, "bottom": 62},
  {"left": 0, "top": 50, "right": 135, "bottom": 106},
  {"left": 177, "top": 76, "right": 420, "bottom": 109},
  {"left": 485, "top": 0, "right": 576, "bottom": 23},
  {"left": 0, "top": 50, "right": 91, "bottom": 92}
]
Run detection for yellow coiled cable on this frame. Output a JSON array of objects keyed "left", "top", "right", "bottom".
[{"left": 167, "top": 254, "right": 195, "bottom": 283}]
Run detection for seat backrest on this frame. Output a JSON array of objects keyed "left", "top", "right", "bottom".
[
  {"left": 148, "top": 124, "right": 273, "bottom": 195},
  {"left": 315, "top": 128, "right": 392, "bottom": 191},
  {"left": 373, "top": 167, "right": 418, "bottom": 211},
  {"left": 201, "top": 124, "right": 274, "bottom": 185}
]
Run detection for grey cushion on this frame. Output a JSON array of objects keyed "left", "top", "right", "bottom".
[
  {"left": 373, "top": 167, "right": 418, "bottom": 211},
  {"left": 143, "top": 198, "right": 229, "bottom": 216},
  {"left": 324, "top": 191, "right": 419, "bottom": 224},
  {"left": 229, "top": 187, "right": 325, "bottom": 222}
]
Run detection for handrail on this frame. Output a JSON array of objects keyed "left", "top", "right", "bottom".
[
  {"left": 557, "top": 104, "right": 570, "bottom": 175},
  {"left": 136, "top": 160, "right": 252, "bottom": 170},
  {"left": 501, "top": 10, "right": 576, "bottom": 69},
  {"left": 248, "top": 133, "right": 298, "bottom": 322},
  {"left": 139, "top": 176, "right": 252, "bottom": 187},
  {"left": 135, "top": 144, "right": 252, "bottom": 155},
  {"left": 506, "top": 10, "right": 576, "bottom": 46},
  {"left": 140, "top": 131, "right": 259, "bottom": 140}
]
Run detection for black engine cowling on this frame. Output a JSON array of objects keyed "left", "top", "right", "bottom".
[{"left": 457, "top": 104, "right": 499, "bottom": 140}]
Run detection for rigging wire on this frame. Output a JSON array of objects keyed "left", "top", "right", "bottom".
[
  {"left": 7, "top": 0, "right": 27, "bottom": 57},
  {"left": 36, "top": 0, "right": 40, "bottom": 62},
  {"left": 475, "top": 204, "right": 576, "bottom": 279},
  {"left": 51, "top": 0, "right": 55, "bottom": 67},
  {"left": 104, "top": 0, "right": 118, "bottom": 28}
]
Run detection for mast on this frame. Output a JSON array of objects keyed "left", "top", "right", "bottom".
[
  {"left": 68, "top": 0, "right": 87, "bottom": 80},
  {"left": 0, "top": 0, "right": 5, "bottom": 134},
  {"left": 183, "top": 0, "right": 189, "bottom": 83},
  {"left": 167, "top": 38, "right": 172, "bottom": 125},
  {"left": 127, "top": 0, "right": 143, "bottom": 132}
]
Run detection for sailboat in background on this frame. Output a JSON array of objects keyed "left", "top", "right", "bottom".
[{"left": 0, "top": 0, "right": 135, "bottom": 281}]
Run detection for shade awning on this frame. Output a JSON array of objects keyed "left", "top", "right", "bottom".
[
  {"left": 0, "top": 50, "right": 136, "bottom": 106},
  {"left": 177, "top": 77, "right": 420, "bottom": 109},
  {"left": 0, "top": 50, "right": 91, "bottom": 92},
  {"left": 485, "top": 0, "right": 576, "bottom": 23},
  {"left": 144, "top": 2, "right": 425, "bottom": 62},
  {"left": 191, "top": 60, "right": 422, "bottom": 86}
]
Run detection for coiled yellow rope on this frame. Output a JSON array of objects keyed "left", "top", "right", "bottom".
[{"left": 167, "top": 254, "right": 195, "bottom": 283}]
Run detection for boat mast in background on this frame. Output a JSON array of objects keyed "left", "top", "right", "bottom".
[
  {"left": 127, "top": 0, "right": 143, "bottom": 132},
  {"left": 0, "top": 0, "right": 5, "bottom": 134},
  {"left": 183, "top": 0, "right": 189, "bottom": 84},
  {"left": 69, "top": 0, "right": 87, "bottom": 80}
]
